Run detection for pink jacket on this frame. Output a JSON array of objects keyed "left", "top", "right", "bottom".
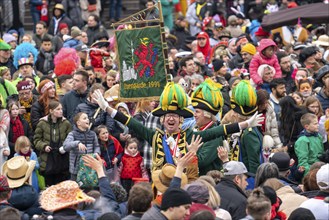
[{"left": 249, "top": 39, "right": 282, "bottom": 85}]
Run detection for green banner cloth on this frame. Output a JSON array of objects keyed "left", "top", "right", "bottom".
[{"left": 115, "top": 26, "right": 167, "bottom": 100}]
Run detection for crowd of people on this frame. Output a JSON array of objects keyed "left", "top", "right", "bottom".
[{"left": 0, "top": 0, "right": 329, "bottom": 220}]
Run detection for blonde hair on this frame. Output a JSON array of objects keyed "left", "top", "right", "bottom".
[
  {"left": 135, "top": 100, "right": 152, "bottom": 113},
  {"left": 198, "top": 179, "right": 221, "bottom": 209},
  {"left": 15, "top": 136, "right": 31, "bottom": 153}
]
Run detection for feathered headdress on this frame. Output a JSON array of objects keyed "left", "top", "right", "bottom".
[
  {"left": 191, "top": 78, "right": 224, "bottom": 115},
  {"left": 54, "top": 48, "right": 80, "bottom": 76},
  {"left": 13, "top": 43, "right": 38, "bottom": 69},
  {"left": 231, "top": 80, "right": 258, "bottom": 116},
  {"left": 152, "top": 82, "right": 193, "bottom": 118}
]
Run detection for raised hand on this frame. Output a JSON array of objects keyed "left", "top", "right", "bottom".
[
  {"left": 92, "top": 89, "right": 109, "bottom": 111},
  {"left": 186, "top": 135, "right": 203, "bottom": 153},
  {"left": 176, "top": 151, "right": 196, "bottom": 170},
  {"left": 217, "top": 146, "right": 229, "bottom": 163},
  {"left": 246, "top": 111, "right": 265, "bottom": 128}
]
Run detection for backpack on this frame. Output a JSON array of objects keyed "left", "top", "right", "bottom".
[{"left": 76, "top": 153, "right": 99, "bottom": 189}]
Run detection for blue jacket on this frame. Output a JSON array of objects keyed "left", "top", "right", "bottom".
[{"left": 63, "top": 38, "right": 82, "bottom": 49}]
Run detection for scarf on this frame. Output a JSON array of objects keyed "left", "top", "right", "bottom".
[
  {"left": 20, "top": 97, "right": 33, "bottom": 128},
  {"left": 19, "top": 150, "right": 32, "bottom": 161},
  {"left": 10, "top": 117, "right": 24, "bottom": 143},
  {"left": 299, "top": 129, "right": 319, "bottom": 137}
]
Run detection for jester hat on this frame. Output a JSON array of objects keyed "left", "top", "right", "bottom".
[
  {"left": 152, "top": 82, "right": 193, "bottom": 118},
  {"left": 13, "top": 43, "right": 38, "bottom": 69},
  {"left": 231, "top": 80, "right": 258, "bottom": 116},
  {"left": 191, "top": 78, "right": 224, "bottom": 115}
]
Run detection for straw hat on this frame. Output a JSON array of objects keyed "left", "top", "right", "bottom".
[
  {"left": 152, "top": 164, "right": 188, "bottom": 193},
  {"left": 40, "top": 180, "right": 95, "bottom": 212},
  {"left": 1, "top": 156, "right": 36, "bottom": 189},
  {"left": 313, "top": 35, "right": 329, "bottom": 47},
  {"left": 104, "top": 84, "right": 119, "bottom": 102}
]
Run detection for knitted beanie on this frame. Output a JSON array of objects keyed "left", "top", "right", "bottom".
[
  {"left": 241, "top": 43, "right": 256, "bottom": 55},
  {"left": 160, "top": 188, "right": 192, "bottom": 210},
  {"left": 71, "top": 26, "right": 82, "bottom": 39}
]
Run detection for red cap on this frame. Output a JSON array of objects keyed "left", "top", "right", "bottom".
[
  {"left": 255, "top": 27, "right": 270, "bottom": 37},
  {"left": 196, "top": 32, "right": 209, "bottom": 39},
  {"left": 59, "top": 23, "right": 68, "bottom": 31}
]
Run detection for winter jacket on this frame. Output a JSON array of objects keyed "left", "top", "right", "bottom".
[
  {"left": 61, "top": 89, "right": 89, "bottom": 122},
  {"left": 100, "top": 135, "right": 123, "bottom": 170},
  {"left": 53, "top": 208, "right": 83, "bottom": 220},
  {"left": 0, "top": 78, "right": 18, "bottom": 107},
  {"left": 34, "top": 115, "right": 72, "bottom": 172},
  {"left": 31, "top": 100, "right": 46, "bottom": 131},
  {"left": 215, "top": 178, "right": 248, "bottom": 220},
  {"left": 316, "top": 88, "right": 329, "bottom": 111},
  {"left": 249, "top": 39, "right": 282, "bottom": 85},
  {"left": 63, "top": 126, "right": 100, "bottom": 175},
  {"left": 9, "top": 184, "right": 43, "bottom": 217},
  {"left": 186, "top": 2, "right": 202, "bottom": 36},
  {"left": 48, "top": 15, "right": 72, "bottom": 36},
  {"left": 170, "top": 25, "right": 191, "bottom": 50},
  {"left": 61, "top": 0, "right": 84, "bottom": 28},
  {"left": 8, "top": 116, "right": 33, "bottom": 159},
  {"left": 52, "top": 34, "right": 64, "bottom": 53},
  {"left": 276, "top": 185, "right": 308, "bottom": 218},
  {"left": 98, "top": 176, "right": 127, "bottom": 218},
  {"left": 74, "top": 99, "right": 115, "bottom": 131},
  {"left": 63, "top": 38, "right": 82, "bottom": 49},
  {"left": 141, "top": 205, "right": 167, "bottom": 220},
  {"left": 35, "top": 49, "right": 56, "bottom": 75},
  {"left": 264, "top": 105, "right": 282, "bottom": 148},
  {"left": 294, "top": 131, "right": 324, "bottom": 175}
]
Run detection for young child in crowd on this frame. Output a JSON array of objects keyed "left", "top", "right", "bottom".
[
  {"left": 14, "top": 136, "right": 40, "bottom": 192},
  {"left": 62, "top": 112, "right": 100, "bottom": 180},
  {"left": 95, "top": 125, "right": 123, "bottom": 181},
  {"left": 294, "top": 113, "right": 324, "bottom": 178},
  {"left": 249, "top": 39, "right": 282, "bottom": 86},
  {"left": 118, "top": 138, "right": 148, "bottom": 194}
]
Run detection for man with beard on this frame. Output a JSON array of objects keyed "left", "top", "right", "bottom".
[
  {"left": 269, "top": 78, "right": 286, "bottom": 122},
  {"left": 277, "top": 51, "right": 294, "bottom": 94},
  {"left": 240, "top": 43, "right": 256, "bottom": 70}
]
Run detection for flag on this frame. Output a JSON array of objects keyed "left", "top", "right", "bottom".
[{"left": 115, "top": 26, "right": 167, "bottom": 101}]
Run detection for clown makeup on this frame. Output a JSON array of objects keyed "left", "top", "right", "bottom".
[{"left": 298, "top": 82, "right": 312, "bottom": 98}]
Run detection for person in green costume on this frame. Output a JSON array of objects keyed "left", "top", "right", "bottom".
[
  {"left": 93, "top": 82, "right": 263, "bottom": 181},
  {"left": 191, "top": 78, "right": 226, "bottom": 175}
]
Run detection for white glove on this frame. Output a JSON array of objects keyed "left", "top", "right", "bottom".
[
  {"left": 246, "top": 111, "right": 264, "bottom": 128},
  {"left": 59, "top": 146, "right": 66, "bottom": 154},
  {"left": 93, "top": 89, "right": 109, "bottom": 111}
]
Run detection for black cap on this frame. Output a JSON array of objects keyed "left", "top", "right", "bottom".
[{"left": 270, "top": 152, "right": 291, "bottom": 171}]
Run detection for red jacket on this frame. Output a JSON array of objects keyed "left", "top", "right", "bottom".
[{"left": 249, "top": 39, "right": 282, "bottom": 85}]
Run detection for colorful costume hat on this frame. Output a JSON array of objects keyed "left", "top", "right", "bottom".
[
  {"left": 13, "top": 42, "right": 38, "bottom": 69},
  {"left": 231, "top": 80, "right": 258, "bottom": 116},
  {"left": 54, "top": 48, "right": 80, "bottom": 76},
  {"left": 152, "top": 82, "right": 193, "bottom": 118},
  {"left": 0, "top": 39, "right": 11, "bottom": 50},
  {"left": 191, "top": 78, "right": 224, "bottom": 115}
]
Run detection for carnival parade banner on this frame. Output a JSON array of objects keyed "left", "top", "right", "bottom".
[{"left": 115, "top": 26, "right": 167, "bottom": 101}]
